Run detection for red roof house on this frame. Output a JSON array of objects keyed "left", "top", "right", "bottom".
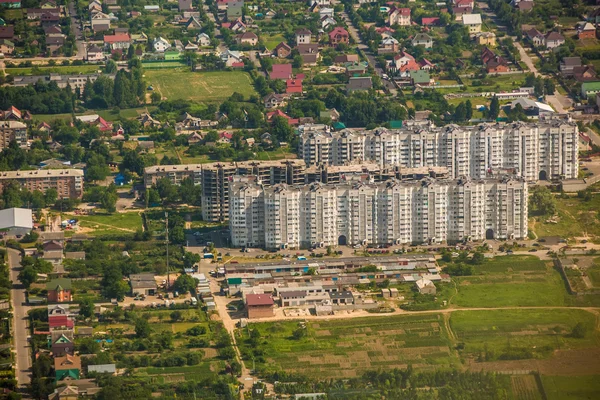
[
  {"left": 328, "top": 27, "right": 349, "bottom": 45},
  {"left": 286, "top": 79, "right": 303, "bottom": 94},
  {"left": 245, "top": 294, "right": 274, "bottom": 319},
  {"left": 270, "top": 63, "right": 293, "bottom": 80},
  {"left": 421, "top": 17, "right": 440, "bottom": 26},
  {"left": 49, "top": 315, "right": 74, "bottom": 329},
  {"left": 266, "top": 109, "right": 299, "bottom": 125}
]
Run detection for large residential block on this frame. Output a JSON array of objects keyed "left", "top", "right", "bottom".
[
  {"left": 229, "top": 177, "right": 528, "bottom": 249},
  {"left": 299, "top": 120, "right": 579, "bottom": 181},
  {"left": 0, "top": 169, "right": 84, "bottom": 198},
  {"left": 0, "top": 120, "right": 27, "bottom": 149}
]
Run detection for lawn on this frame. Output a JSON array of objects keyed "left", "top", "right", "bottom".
[
  {"left": 450, "top": 309, "right": 600, "bottom": 361},
  {"left": 144, "top": 69, "right": 257, "bottom": 102},
  {"left": 5, "top": 65, "right": 101, "bottom": 76},
  {"left": 462, "top": 73, "right": 529, "bottom": 92},
  {"left": 75, "top": 212, "right": 143, "bottom": 235},
  {"left": 263, "top": 34, "right": 286, "bottom": 50},
  {"left": 240, "top": 313, "right": 460, "bottom": 379},
  {"left": 452, "top": 256, "right": 568, "bottom": 307},
  {"left": 541, "top": 375, "right": 600, "bottom": 400}
]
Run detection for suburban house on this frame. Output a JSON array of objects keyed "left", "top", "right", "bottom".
[
  {"left": 545, "top": 31, "right": 565, "bottom": 49},
  {"left": 197, "top": 32, "right": 210, "bottom": 46},
  {"left": 221, "top": 49, "right": 244, "bottom": 67},
  {"left": 321, "top": 15, "right": 336, "bottom": 29},
  {"left": 245, "top": 294, "right": 274, "bottom": 319},
  {"left": 263, "top": 93, "right": 291, "bottom": 108},
  {"left": 236, "top": 31, "right": 258, "bottom": 46},
  {"left": 86, "top": 45, "right": 104, "bottom": 61},
  {"left": 178, "top": 0, "right": 192, "bottom": 11},
  {"left": 295, "top": 28, "right": 312, "bottom": 44},
  {"left": 411, "top": 33, "right": 433, "bottom": 48},
  {"left": 560, "top": 56, "right": 582, "bottom": 75},
  {"left": 185, "top": 16, "right": 202, "bottom": 30},
  {"left": 452, "top": 6, "right": 473, "bottom": 20},
  {"left": 49, "top": 315, "right": 74, "bottom": 330},
  {"left": 229, "top": 17, "right": 246, "bottom": 32},
  {"left": 378, "top": 36, "right": 399, "bottom": 54},
  {"left": 475, "top": 31, "right": 496, "bottom": 47},
  {"left": 103, "top": 33, "right": 131, "bottom": 50},
  {"left": 54, "top": 354, "right": 81, "bottom": 381},
  {"left": 297, "top": 43, "right": 320, "bottom": 65},
  {"left": 48, "top": 386, "right": 79, "bottom": 400},
  {"left": 90, "top": 12, "right": 111, "bottom": 33},
  {"left": 266, "top": 109, "right": 298, "bottom": 125},
  {"left": 346, "top": 76, "right": 372, "bottom": 92},
  {"left": 0, "top": 0, "right": 21, "bottom": 8},
  {"left": 47, "top": 278, "right": 72, "bottom": 303},
  {"left": 410, "top": 70, "right": 432, "bottom": 86},
  {"left": 345, "top": 61, "right": 368, "bottom": 76},
  {"left": 273, "top": 41, "right": 291, "bottom": 58},
  {"left": 525, "top": 28, "right": 545, "bottom": 46},
  {"left": 319, "top": 7, "right": 334, "bottom": 19},
  {"left": 152, "top": 36, "right": 170, "bottom": 52},
  {"left": 270, "top": 63, "right": 293, "bottom": 80},
  {"left": 581, "top": 81, "right": 600, "bottom": 98},
  {"left": 577, "top": 21, "right": 596, "bottom": 39},
  {"left": 462, "top": 13, "right": 482, "bottom": 34},
  {"left": 184, "top": 41, "right": 198, "bottom": 51},
  {"left": 335, "top": 54, "right": 359, "bottom": 64},
  {"left": 328, "top": 27, "right": 349, "bottom": 45},
  {"left": 52, "top": 334, "right": 74, "bottom": 357},
  {"left": 416, "top": 278, "right": 436, "bottom": 295},
  {"left": 87, "top": 364, "right": 117, "bottom": 375},
  {"left": 421, "top": 17, "right": 440, "bottom": 26},
  {"left": 0, "top": 26, "right": 14, "bottom": 41},
  {"left": 286, "top": 79, "right": 303, "bottom": 94},
  {"left": 388, "top": 7, "right": 411, "bottom": 26},
  {"left": 482, "top": 47, "right": 509, "bottom": 73},
  {"left": 455, "top": 0, "right": 474, "bottom": 8},
  {"left": 572, "top": 65, "right": 597, "bottom": 82},
  {"left": 0, "top": 39, "right": 14, "bottom": 54},
  {"left": 129, "top": 273, "right": 157, "bottom": 296},
  {"left": 516, "top": 0, "right": 534, "bottom": 11}
]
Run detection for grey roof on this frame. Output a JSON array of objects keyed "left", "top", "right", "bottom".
[
  {"left": 280, "top": 290, "right": 306, "bottom": 298},
  {"left": 0, "top": 208, "right": 33, "bottom": 230},
  {"left": 347, "top": 77, "right": 373, "bottom": 91},
  {"left": 329, "top": 291, "right": 354, "bottom": 299},
  {"left": 40, "top": 232, "right": 65, "bottom": 241},
  {"left": 65, "top": 252, "right": 86, "bottom": 260},
  {"left": 87, "top": 364, "right": 116, "bottom": 374}
]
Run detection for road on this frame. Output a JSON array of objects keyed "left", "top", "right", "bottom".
[
  {"left": 67, "top": 0, "right": 86, "bottom": 58},
  {"left": 8, "top": 248, "right": 32, "bottom": 391}
]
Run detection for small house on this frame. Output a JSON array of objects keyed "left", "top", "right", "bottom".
[
  {"left": 328, "top": 27, "right": 349, "bottom": 45},
  {"left": 246, "top": 294, "right": 274, "bottom": 319},
  {"left": 415, "top": 278, "right": 436, "bottom": 295},
  {"left": 54, "top": 354, "right": 81, "bottom": 381},
  {"left": 273, "top": 41, "right": 291, "bottom": 58},
  {"left": 129, "top": 273, "right": 157, "bottom": 296},
  {"left": 295, "top": 28, "right": 312, "bottom": 44},
  {"left": 270, "top": 63, "right": 293, "bottom": 80},
  {"left": 46, "top": 278, "right": 72, "bottom": 303},
  {"left": 329, "top": 291, "right": 354, "bottom": 305},
  {"left": 462, "top": 13, "right": 482, "bottom": 34},
  {"left": 411, "top": 33, "right": 433, "bottom": 48},
  {"left": 346, "top": 76, "right": 372, "bottom": 92}
]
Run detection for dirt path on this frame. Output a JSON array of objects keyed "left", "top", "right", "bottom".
[{"left": 78, "top": 219, "right": 136, "bottom": 232}]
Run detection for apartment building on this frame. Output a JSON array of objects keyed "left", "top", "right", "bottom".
[
  {"left": 229, "top": 177, "right": 528, "bottom": 249},
  {"left": 0, "top": 169, "right": 84, "bottom": 198},
  {"left": 0, "top": 120, "right": 27, "bottom": 149},
  {"left": 12, "top": 73, "right": 115, "bottom": 90},
  {"left": 299, "top": 120, "right": 579, "bottom": 181}
]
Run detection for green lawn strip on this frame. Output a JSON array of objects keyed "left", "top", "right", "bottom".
[
  {"left": 75, "top": 212, "right": 143, "bottom": 233},
  {"left": 5, "top": 65, "right": 101, "bottom": 76},
  {"left": 450, "top": 309, "right": 599, "bottom": 360},
  {"left": 541, "top": 375, "right": 600, "bottom": 400}
]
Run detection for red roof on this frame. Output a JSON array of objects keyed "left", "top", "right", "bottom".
[
  {"left": 328, "top": 27, "right": 349, "bottom": 40},
  {"left": 421, "top": 17, "right": 440, "bottom": 26},
  {"left": 104, "top": 34, "right": 130, "bottom": 43},
  {"left": 220, "top": 131, "right": 233, "bottom": 139},
  {"left": 375, "top": 27, "right": 395, "bottom": 34},
  {"left": 399, "top": 60, "right": 420, "bottom": 72},
  {"left": 266, "top": 110, "right": 299, "bottom": 125},
  {"left": 286, "top": 79, "right": 303, "bottom": 94},
  {"left": 49, "top": 315, "right": 74, "bottom": 329},
  {"left": 391, "top": 7, "right": 411, "bottom": 16},
  {"left": 270, "top": 63, "right": 293, "bottom": 80},
  {"left": 96, "top": 116, "right": 112, "bottom": 131},
  {"left": 246, "top": 294, "right": 274, "bottom": 306},
  {"left": 231, "top": 61, "right": 245, "bottom": 68}
]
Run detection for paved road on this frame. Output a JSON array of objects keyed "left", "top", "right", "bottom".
[
  {"left": 8, "top": 248, "right": 32, "bottom": 390},
  {"left": 68, "top": 0, "right": 86, "bottom": 58}
]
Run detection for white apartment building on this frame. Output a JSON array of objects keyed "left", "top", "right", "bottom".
[
  {"left": 299, "top": 120, "right": 579, "bottom": 181},
  {"left": 229, "top": 177, "right": 528, "bottom": 249}
]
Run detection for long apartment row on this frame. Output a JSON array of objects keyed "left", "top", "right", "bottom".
[
  {"left": 229, "top": 176, "right": 528, "bottom": 250},
  {"left": 0, "top": 169, "right": 84, "bottom": 199},
  {"left": 298, "top": 119, "right": 579, "bottom": 181}
]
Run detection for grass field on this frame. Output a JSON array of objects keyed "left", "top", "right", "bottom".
[
  {"left": 144, "top": 69, "right": 256, "bottom": 102},
  {"left": 5, "top": 65, "right": 101, "bottom": 76},
  {"left": 542, "top": 375, "right": 600, "bottom": 400},
  {"left": 462, "top": 73, "right": 529, "bottom": 92},
  {"left": 263, "top": 34, "right": 286, "bottom": 50},
  {"left": 34, "top": 107, "right": 154, "bottom": 123},
  {"left": 450, "top": 309, "right": 599, "bottom": 361},
  {"left": 452, "top": 256, "right": 567, "bottom": 307},
  {"left": 529, "top": 194, "right": 600, "bottom": 240},
  {"left": 75, "top": 212, "right": 143, "bottom": 235}
]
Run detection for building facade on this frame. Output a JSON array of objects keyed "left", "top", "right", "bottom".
[
  {"left": 0, "top": 120, "right": 27, "bottom": 149},
  {"left": 298, "top": 120, "right": 579, "bottom": 181},
  {"left": 229, "top": 177, "right": 528, "bottom": 249},
  {"left": 0, "top": 169, "right": 84, "bottom": 198}
]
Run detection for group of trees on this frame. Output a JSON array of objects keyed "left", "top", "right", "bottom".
[
  {"left": 18, "top": 257, "right": 53, "bottom": 289},
  {"left": 0, "top": 180, "right": 58, "bottom": 210},
  {"left": 146, "top": 177, "right": 202, "bottom": 208},
  {"left": 0, "top": 81, "right": 75, "bottom": 114},
  {"left": 529, "top": 186, "right": 557, "bottom": 216},
  {"left": 82, "top": 60, "right": 145, "bottom": 109},
  {"left": 84, "top": 184, "right": 119, "bottom": 213}
]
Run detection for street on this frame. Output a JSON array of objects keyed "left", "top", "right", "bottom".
[
  {"left": 8, "top": 248, "right": 32, "bottom": 390},
  {"left": 68, "top": 0, "right": 86, "bottom": 58}
]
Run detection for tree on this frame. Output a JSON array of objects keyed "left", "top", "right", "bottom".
[
  {"left": 544, "top": 78, "right": 555, "bottom": 95},
  {"left": 292, "top": 327, "right": 306, "bottom": 340},
  {"left": 453, "top": 102, "right": 467, "bottom": 122},
  {"left": 465, "top": 99, "right": 473, "bottom": 120},
  {"left": 44, "top": 188, "right": 58, "bottom": 206},
  {"left": 173, "top": 274, "right": 197, "bottom": 294},
  {"left": 529, "top": 186, "right": 557, "bottom": 216},
  {"left": 79, "top": 298, "right": 95, "bottom": 319},
  {"left": 100, "top": 185, "right": 118, "bottom": 213},
  {"left": 470, "top": 251, "right": 485, "bottom": 265},
  {"left": 292, "top": 54, "right": 303, "bottom": 68},
  {"left": 135, "top": 318, "right": 152, "bottom": 338},
  {"left": 571, "top": 322, "right": 587, "bottom": 338},
  {"left": 170, "top": 310, "right": 183, "bottom": 322},
  {"left": 18, "top": 266, "right": 37, "bottom": 289},
  {"left": 488, "top": 96, "right": 500, "bottom": 120}
]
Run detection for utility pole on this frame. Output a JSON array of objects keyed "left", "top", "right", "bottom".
[{"left": 165, "top": 212, "right": 169, "bottom": 291}]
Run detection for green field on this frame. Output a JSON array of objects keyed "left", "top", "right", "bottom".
[
  {"left": 462, "top": 73, "right": 529, "bottom": 92},
  {"left": 144, "top": 69, "right": 257, "bottom": 102},
  {"left": 34, "top": 107, "right": 154, "bottom": 123},
  {"left": 5, "top": 65, "right": 101, "bottom": 76},
  {"left": 75, "top": 212, "right": 143, "bottom": 235},
  {"left": 542, "top": 375, "right": 600, "bottom": 400},
  {"left": 452, "top": 256, "right": 567, "bottom": 307},
  {"left": 263, "top": 34, "right": 286, "bottom": 50}
]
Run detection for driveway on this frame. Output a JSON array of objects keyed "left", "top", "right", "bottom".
[{"left": 8, "top": 248, "right": 32, "bottom": 389}]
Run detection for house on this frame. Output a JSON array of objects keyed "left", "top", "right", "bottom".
[
  {"left": 185, "top": 16, "right": 202, "bottom": 30},
  {"left": 130, "top": 273, "right": 157, "bottom": 296},
  {"left": 0, "top": 26, "right": 14, "bottom": 40},
  {"left": 482, "top": 47, "right": 509, "bottom": 72},
  {"left": 197, "top": 33, "right": 210, "bottom": 46},
  {"left": 44, "top": 240, "right": 63, "bottom": 252},
  {"left": 581, "top": 81, "right": 600, "bottom": 98},
  {"left": 421, "top": 17, "right": 440, "bottom": 26},
  {"left": 54, "top": 354, "right": 81, "bottom": 381},
  {"left": 0, "top": 208, "right": 32, "bottom": 236},
  {"left": 295, "top": 28, "right": 312, "bottom": 44},
  {"left": 48, "top": 386, "right": 79, "bottom": 400},
  {"left": 328, "top": 27, "right": 349, "bottom": 45},
  {"left": 86, "top": 44, "right": 103, "bottom": 61},
  {"left": 320, "top": 15, "right": 336, "bottom": 29},
  {"left": 178, "top": 0, "right": 192, "bottom": 11},
  {"left": 90, "top": 12, "right": 111, "bottom": 33},
  {"left": 226, "top": 2, "right": 243, "bottom": 21},
  {"left": 412, "top": 33, "right": 433, "bottom": 48},
  {"left": 334, "top": 54, "right": 359, "bottom": 64},
  {"left": 236, "top": 31, "right": 258, "bottom": 46},
  {"left": 320, "top": 108, "right": 340, "bottom": 121},
  {"left": 579, "top": 131, "right": 592, "bottom": 151},
  {"left": 319, "top": 7, "right": 334, "bottom": 19},
  {"left": 188, "top": 132, "right": 203, "bottom": 144},
  {"left": 270, "top": 63, "right": 293, "bottom": 80},
  {"left": 346, "top": 61, "right": 368, "bottom": 76},
  {"left": 545, "top": 31, "right": 565, "bottom": 49},
  {"left": 475, "top": 31, "right": 496, "bottom": 47},
  {"left": 347, "top": 76, "right": 372, "bottom": 92},
  {"left": 452, "top": 6, "right": 472, "bottom": 20},
  {"left": 0, "top": 38, "right": 14, "bottom": 54},
  {"left": 329, "top": 291, "right": 354, "bottom": 305},
  {"left": 221, "top": 49, "right": 244, "bottom": 67},
  {"left": 266, "top": 109, "right": 298, "bottom": 125},
  {"left": 263, "top": 93, "right": 291, "bottom": 108},
  {"left": 87, "top": 364, "right": 117, "bottom": 375},
  {"left": 573, "top": 65, "right": 597, "bottom": 82},
  {"left": 49, "top": 315, "right": 74, "bottom": 330},
  {"left": 577, "top": 22, "right": 596, "bottom": 40},
  {"left": 0, "top": 0, "right": 21, "bottom": 8},
  {"left": 286, "top": 79, "right": 303, "bottom": 94},
  {"left": 245, "top": 294, "right": 274, "bottom": 319},
  {"left": 419, "top": 58, "right": 435, "bottom": 70},
  {"left": 560, "top": 56, "right": 581, "bottom": 75},
  {"left": 138, "top": 113, "right": 161, "bottom": 128},
  {"left": 388, "top": 7, "right": 411, "bottom": 26},
  {"left": 415, "top": 278, "right": 436, "bottom": 294},
  {"left": 104, "top": 33, "right": 130, "bottom": 50},
  {"left": 455, "top": 0, "right": 474, "bottom": 8},
  {"left": 516, "top": 0, "right": 534, "bottom": 11},
  {"left": 218, "top": 131, "right": 233, "bottom": 144},
  {"left": 46, "top": 35, "right": 65, "bottom": 55},
  {"left": 462, "top": 14, "right": 482, "bottom": 34},
  {"left": 229, "top": 17, "right": 246, "bottom": 32},
  {"left": 52, "top": 334, "right": 74, "bottom": 357},
  {"left": 525, "top": 28, "right": 545, "bottom": 46},
  {"left": 152, "top": 36, "right": 170, "bottom": 52},
  {"left": 273, "top": 41, "right": 292, "bottom": 58},
  {"left": 510, "top": 98, "right": 554, "bottom": 115},
  {"left": 184, "top": 41, "right": 198, "bottom": 51},
  {"left": 297, "top": 43, "right": 320, "bottom": 65},
  {"left": 144, "top": 5, "right": 160, "bottom": 12},
  {"left": 46, "top": 278, "right": 72, "bottom": 303},
  {"left": 410, "top": 70, "right": 432, "bottom": 86}
]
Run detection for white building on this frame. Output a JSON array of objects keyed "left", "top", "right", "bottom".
[
  {"left": 152, "top": 37, "right": 170, "bottom": 52},
  {"left": 298, "top": 120, "right": 579, "bottom": 182},
  {"left": 0, "top": 208, "right": 33, "bottom": 236},
  {"left": 229, "top": 177, "right": 529, "bottom": 249},
  {"left": 462, "top": 13, "right": 482, "bottom": 34}
]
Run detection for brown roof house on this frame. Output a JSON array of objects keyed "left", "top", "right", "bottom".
[
  {"left": 246, "top": 294, "right": 274, "bottom": 319},
  {"left": 54, "top": 354, "right": 81, "bottom": 381},
  {"left": 273, "top": 41, "right": 291, "bottom": 58}
]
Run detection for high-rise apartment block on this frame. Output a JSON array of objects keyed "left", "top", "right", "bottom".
[
  {"left": 0, "top": 169, "right": 84, "bottom": 198},
  {"left": 299, "top": 120, "right": 578, "bottom": 181},
  {"left": 229, "top": 177, "right": 528, "bottom": 249},
  {"left": 0, "top": 121, "right": 27, "bottom": 150}
]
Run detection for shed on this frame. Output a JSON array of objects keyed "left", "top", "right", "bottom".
[
  {"left": 246, "top": 294, "right": 274, "bottom": 318},
  {"left": 0, "top": 207, "right": 33, "bottom": 236}
]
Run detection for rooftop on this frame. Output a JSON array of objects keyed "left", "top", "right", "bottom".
[
  {"left": 246, "top": 294, "right": 274, "bottom": 306},
  {"left": 0, "top": 169, "right": 84, "bottom": 179}
]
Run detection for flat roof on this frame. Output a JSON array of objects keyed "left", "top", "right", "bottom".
[
  {"left": 0, "top": 169, "right": 83, "bottom": 179},
  {"left": 246, "top": 294, "right": 274, "bottom": 306}
]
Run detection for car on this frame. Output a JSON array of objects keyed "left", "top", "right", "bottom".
[
  {"left": 506, "top": 250, "right": 513, "bottom": 254},
  {"left": 382, "top": 74, "right": 389, "bottom": 80},
  {"left": 193, "top": 232, "right": 201, "bottom": 236},
  {"left": 528, "top": 249, "right": 537, "bottom": 252}
]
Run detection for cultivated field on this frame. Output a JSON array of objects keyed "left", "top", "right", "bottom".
[
  {"left": 144, "top": 69, "right": 257, "bottom": 102},
  {"left": 542, "top": 375, "right": 600, "bottom": 400},
  {"left": 452, "top": 256, "right": 567, "bottom": 307}
]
